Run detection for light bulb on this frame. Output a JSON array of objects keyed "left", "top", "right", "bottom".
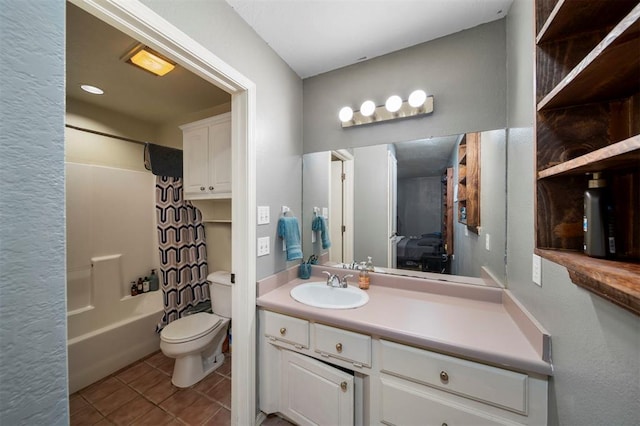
[
  {"left": 360, "top": 100, "right": 376, "bottom": 117},
  {"left": 385, "top": 95, "right": 402, "bottom": 113},
  {"left": 408, "top": 89, "right": 427, "bottom": 108},
  {"left": 339, "top": 106, "right": 353, "bottom": 122}
]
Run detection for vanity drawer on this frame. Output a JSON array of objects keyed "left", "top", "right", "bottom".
[
  {"left": 380, "top": 340, "right": 528, "bottom": 414},
  {"left": 313, "top": 323, "right": 371, "bottom": 367},
  {"left": 263, "top": 311, "right": 309, "bottom": 349}
]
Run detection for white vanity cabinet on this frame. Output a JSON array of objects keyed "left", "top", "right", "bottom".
[
  {"left": 259, "top": 309, "right": 548, "bottom": 425},
  {"left": 181, "top": 113, "right": 231, "bottom": 200}
]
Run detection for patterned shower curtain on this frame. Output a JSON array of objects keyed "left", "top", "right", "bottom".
[{"left": 155, "top": 176, "right": 209, "bottom": 331}]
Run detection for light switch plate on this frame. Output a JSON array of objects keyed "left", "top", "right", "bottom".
[
  {"left": 322, "top": 207, "right": 328, "bottom": 218},
  {"left": 485, "top": 233, "right": 491, "bottom": 251},
  {"left": 532, "top": 254, "right": 542, "bottom": 286},
  {"left": 257, "top": 237, "right": 270, "bottom": 257},
  {"left": 257, "top": 206, "right": 270, "bottom": 225},
  {"left": 464, "top": 227, "right": 469, "bottom": 237}
]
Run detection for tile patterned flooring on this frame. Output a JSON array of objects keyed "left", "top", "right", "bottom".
[{"left": 69, "top": 351, "right": 292, "bottom": 425}]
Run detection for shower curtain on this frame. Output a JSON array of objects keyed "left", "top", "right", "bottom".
[{"left": 155, "top": 176, "right": 209, "bottom": 331}]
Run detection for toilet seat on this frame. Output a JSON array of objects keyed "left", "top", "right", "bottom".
[{"left": 161, "top": 312, "right": 223, "bottom": 344}]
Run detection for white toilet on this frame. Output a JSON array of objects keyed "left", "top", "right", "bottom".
[{"left": 160, "top": 271, "right": 232, "bottom": 388}]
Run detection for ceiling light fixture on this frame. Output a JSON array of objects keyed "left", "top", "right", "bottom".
[
  {"left": 339, "top": 90, "right": 434, "bottom": 128},
  {"left": 124, "top": 44, "right": 176, "bottom": 76},
  {"left": 80, "top": 84, "right": 104, "bottom": 95}
]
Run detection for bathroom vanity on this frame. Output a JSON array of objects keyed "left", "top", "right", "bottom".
[{"left": 257, "top": 267, "right": 552, "bottom": 425}]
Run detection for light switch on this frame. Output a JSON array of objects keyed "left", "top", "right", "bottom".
[
  {"left": 532, "top": 254, "right": 542, "bottom": 286},
  {"left": 485, "top": 233, "right": 491, "bottom": 251},
  {"left": 257, "top": 206, "right": 270, "bottom": 225},
  {"left": 257, "top": 237, "right": 270, "bottom": 257}
]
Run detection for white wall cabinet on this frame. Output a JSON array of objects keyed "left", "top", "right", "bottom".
[
  {"left": 181, "top": 113, "right": 231, "bottom": 200},
  {"left": 259, "top": 309, "right": 548, "bottom": 425}
]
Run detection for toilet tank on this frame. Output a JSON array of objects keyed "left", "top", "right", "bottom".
[{"left": 208, "top": 271, "right": 232, "bottom": 318}]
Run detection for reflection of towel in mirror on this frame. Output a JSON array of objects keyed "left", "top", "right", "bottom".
[
  {"left": 312, "top": 216, "right": 331, "bottom": 249},
  {"left": 277, "top": 216, "right": 303, "bottom": 261}
]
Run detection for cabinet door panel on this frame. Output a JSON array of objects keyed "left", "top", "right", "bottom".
[
  {"left": 381, "top": 376, "right": 512, "bottom": 426},
  {"left": 208, "top": 119, "right": 231, "bottom": 194},
  {"left": 183, "top": 127, "right": 209, "bottom": 195},
  {"left": 280, "top": 350, "right": 354, "bottom": 426}
]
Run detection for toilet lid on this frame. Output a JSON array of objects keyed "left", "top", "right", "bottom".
[{"left": 161, "top": 312, "right": 223, "bottom": 343}]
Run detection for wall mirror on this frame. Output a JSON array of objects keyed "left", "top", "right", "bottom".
[{"left": 302, "top": 128, "right": 507, "bottom": 287}]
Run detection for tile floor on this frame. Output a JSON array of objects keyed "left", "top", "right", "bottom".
[{"left": 69, "top": 351, "right": 292, "bottom": 425}]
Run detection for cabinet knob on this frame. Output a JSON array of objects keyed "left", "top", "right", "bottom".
[
  {"left": 440, "top": 371, "right": 449, "bottom": 383},
  {"left": 340, "top": 381, "right": 347, "bottom": 392},
  {"left": 442, "top": 423, "right": 448, "bottom": 426},
  {"left": 200, "top": 186, "right": 205, "bottom": 191},
  {"left": 209, "top": 186, "right": 214, "bottom": 190},
  {"left": 336, "top": 343, "right": 343, "bottom": 353},
  {"left": 279, "top": 327, "right": 286, "bottom": 335}
]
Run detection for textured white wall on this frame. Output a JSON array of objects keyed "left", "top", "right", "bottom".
[
  {"left": 506, "top": 1, "right": 640, "bottom": 424},
  {"left": 0, "top": 1, "right": 69, "bottom": 424}
]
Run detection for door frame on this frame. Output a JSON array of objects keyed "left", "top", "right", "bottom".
[
  {"left": 68, "top": 1, "right": 257, "bottom": 424},
  {"left": 331, "top": 150, "right": 354, "bottom": 263}
]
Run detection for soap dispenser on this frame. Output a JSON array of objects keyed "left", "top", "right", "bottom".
[{"left": 358, "top": 261, "right": 370, "bottom": 290}]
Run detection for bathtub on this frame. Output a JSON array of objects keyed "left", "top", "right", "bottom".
[{"left": 67, "top": 288, "right": 163, "bottom": 393}]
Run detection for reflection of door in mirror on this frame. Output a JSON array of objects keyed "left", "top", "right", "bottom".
[
  {"left": 329, "top": 150, "right": 354, "bottom": 264},
  {"left": 388, "top": 150, "right": 398, "bottom": 268}
]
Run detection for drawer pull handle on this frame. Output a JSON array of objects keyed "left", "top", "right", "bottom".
[
  {"left": 340, "top": 381, "right": 347, "bottom": 392},
  {"left": 200, "top": 187, "right": 205, "bottom": 191},
  {"left": 209, "top": 186, "right": 214, "bottom": 190},
  {"left": 440, "top": 371, "right": 449, "bottom": 383},
  {"left": 442, "top": 423, "right": 448, "bottom": 426},
  {"left": 336, "top": 343, "right": 343, "bottom": 353},
  {"left": 279, "top": 327, "right": 286, "bottom": 335}
]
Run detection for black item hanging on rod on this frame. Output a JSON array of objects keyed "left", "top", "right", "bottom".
[{"left": 144, "top": 143, "right": 183, "bottom": 178}]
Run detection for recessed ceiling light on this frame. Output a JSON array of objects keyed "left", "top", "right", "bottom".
[{"left": 80, "top": 84, "right": 104, "bottom": 95}]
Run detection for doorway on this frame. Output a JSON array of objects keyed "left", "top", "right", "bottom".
[
  {"left": 329, "top": 150, "right": 354, "bottom": 264},
  {"left": 67, "top": 1, "right": 257, "bottom": 423}
]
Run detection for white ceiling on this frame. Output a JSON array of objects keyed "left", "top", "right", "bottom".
[{"left": 226, "top": 0, "right": 513, "bottom": 78}]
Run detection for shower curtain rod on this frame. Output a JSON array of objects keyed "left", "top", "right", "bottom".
[{"left": 65, "top": 124, "right": 148, "bottom": 146}]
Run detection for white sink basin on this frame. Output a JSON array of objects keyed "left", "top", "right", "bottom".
[{"left": 290, "top": 282, "right": 369, "bottom": 309}]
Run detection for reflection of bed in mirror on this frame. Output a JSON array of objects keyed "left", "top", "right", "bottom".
[{"left": 395, "top": 232, "right": 449, "bottom": 273}]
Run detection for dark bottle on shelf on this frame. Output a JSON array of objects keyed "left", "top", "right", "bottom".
[{"left": 583, "top": 173, "right": 615, "bottom": 258}]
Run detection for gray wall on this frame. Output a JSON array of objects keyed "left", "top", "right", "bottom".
[
  {"left": 141, "top": 0, "right": 303, "bottom": 280},
  {"left": 451, "top": 129, "right": 506, "bottom": 283},
  {"left": 0, "top": 1, "right": 69, "bottom": 424},
  {"left": 303, "top": 19, "right": 506, "bottom": 154},
  {"left": 505, "top": 1, "right": 640, "bottom": 425},
  {"left": 397, "top": 177, "right": 442, "bottom": 237}
]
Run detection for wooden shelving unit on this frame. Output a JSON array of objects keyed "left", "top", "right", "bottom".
[
  {"left": 444, "top": 167, "right": 454, "bottom": 256},
  {"left": 534, "top": 0, "right": 640, "bottom": 315},
  {"left": 457, "top": 133, "right": 480, "bottom": 233}
]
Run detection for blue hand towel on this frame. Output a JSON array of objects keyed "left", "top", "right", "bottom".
[
  {"left": 312, "top": 216, "right": 331, "bottom": 250},
  {"left": 277, "top": 216, "right": 303, "bottom": 261}
]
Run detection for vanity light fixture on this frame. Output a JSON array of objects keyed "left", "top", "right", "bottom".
[
  {"left": 339, "top": 90, "right": 434, "bottom": 128},
  {"left": 124, "top": 44, "right": 176, "bottom": 76}
]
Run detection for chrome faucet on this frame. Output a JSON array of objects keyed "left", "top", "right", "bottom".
[{"left": 322, "top": 271, "right": 353, "bottom": 288}]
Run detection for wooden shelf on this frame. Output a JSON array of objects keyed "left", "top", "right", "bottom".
[
  {"left": 538, "top": 135, "right": 640, "bottom": 178},
  {"left": 535, "top": 0, "right": 640, "bottom": 315},
  {"left": 536, "top": 0, "right": 638, "bottom": 44},
  {"left": 537, "top": 5, "right": 640, "bottom": 111},
  {"left": 535, "top": 249, "right": 640, "bottom": 315}
]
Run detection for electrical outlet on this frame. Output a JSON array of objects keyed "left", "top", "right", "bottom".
[
  {"left": 485, "top": 233, "right": 491, "bottom": 251},
  {"left": 257, "top": 237, "right": 270, "bottom": 257},
  {"left": 532, "top": 254, "right": 542, "bottom": 286},
  {"left": 257, "top": 206, "right": 270, "bottom": 225}
]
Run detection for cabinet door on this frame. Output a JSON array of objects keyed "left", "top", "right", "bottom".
[
  {"left": 208, "top": 119, "right": 231, "bottom": 194},
  {"left": 280, "top": 350, "right": 354, "bottom": 426},
  {"left": 183, "top": 126, "right": 209, "bottom": 196}
]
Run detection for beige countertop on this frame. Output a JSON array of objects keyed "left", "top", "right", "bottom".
[{"left": 257, "top": 266, "right": 553, "bottom": 376}]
